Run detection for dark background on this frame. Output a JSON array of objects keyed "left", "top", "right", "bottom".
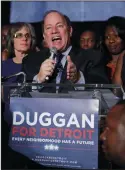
[{"left": 1, "top": 1, "right": 10, "bottom": 26}]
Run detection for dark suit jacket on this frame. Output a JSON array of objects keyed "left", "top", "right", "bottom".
[{"left": 22, "top": 47, "right": 109, "bottom": 92}]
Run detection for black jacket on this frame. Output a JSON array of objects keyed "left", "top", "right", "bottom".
[{"left": 22, "top": 47, "right": 109, "bottom": 92}]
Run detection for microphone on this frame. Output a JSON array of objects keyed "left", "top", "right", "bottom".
[
  {"left": 45, "top": 47, "right": 57, "bottom": 80},
  {"left": 49, "top": 47, "right": 57, "bottom": 59},
  {"left": 2, "top": 72, "right": 26, "bottom": 83}
]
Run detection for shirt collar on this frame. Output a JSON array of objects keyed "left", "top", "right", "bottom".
[
  {"left": 62, "top": 46, "right": 72, "bottom": 56},
  {"left": 61, "top": 46, "right": 72, "bottom": 67}
]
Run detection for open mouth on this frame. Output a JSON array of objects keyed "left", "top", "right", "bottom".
[{"left": 52, "top": 36, "right": 61, "bottom": 42}]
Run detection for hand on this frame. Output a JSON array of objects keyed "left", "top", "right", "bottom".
[
  {"left": 67, "top": 55, "right": 80, "bottom": 83},
  {"left": 37, "top": 59, "right": 56, "bottom": 83}
]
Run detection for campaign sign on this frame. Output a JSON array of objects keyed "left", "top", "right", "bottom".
[{"left": 9, "top": 97, "right": 99, "bottom": 169}]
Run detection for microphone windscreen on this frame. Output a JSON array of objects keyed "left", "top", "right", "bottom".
[{"left": 50, "top": 47, "right": 57, "bottom": 55}]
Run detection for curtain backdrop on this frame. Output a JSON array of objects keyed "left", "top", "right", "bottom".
[{"left": 10, "top": 1, "right": 125, "bottom": 23}]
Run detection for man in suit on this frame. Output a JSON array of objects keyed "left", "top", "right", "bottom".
[
  {"left": 18, "top": 10, "right": 109, "bottom": 169},
  {"left": 23, "top": 10, "right": 109, "bottom": 92}
]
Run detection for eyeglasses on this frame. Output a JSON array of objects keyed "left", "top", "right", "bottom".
[{"left": 14, "top": 33, "right": 32, "bottom": 39}]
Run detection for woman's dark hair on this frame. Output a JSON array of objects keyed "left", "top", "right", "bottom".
[
  {"left": 105, "top": 16, "right": 125, "bottom": 42},
  {"left": 6, "top": 22, "right": 36, "bottom": 57},
  {"left": 101, "top": 16, "right": 125, "bottom": 63}
]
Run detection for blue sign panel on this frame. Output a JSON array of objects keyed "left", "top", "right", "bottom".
[
  {"left": 10, "top": 1, "right": 125, "bottom": 23},
  {"left": 9, "top": 97, "right": 99, "bottom": 169}
]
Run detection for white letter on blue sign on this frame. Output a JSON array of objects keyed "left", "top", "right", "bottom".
[
  {"left": 67, "top": 113, "right": 80, "bottom": 128},
  {"left": 26, "top": 112, "right": 38, "bottom": 126},
  {"left": 39, "top": 112, "right": 51, "bottom": 126},
  {"left": 13, "top": 111, "right": 24, "bottom": 125},
  {"left": 53, "top": 113, "right": 65, "bottom": 127},
  {"left": 82, "top": 114, "right": 94, "bottom": 128}
]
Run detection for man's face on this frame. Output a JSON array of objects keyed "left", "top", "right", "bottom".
[
  {"left": 100, "top": 104, "right": 125, "bottom": 167},
  {"left": 80, "top": 31, "right": 96, "bottom": 50},
  {"left": 43, "top": 12, "right": 72, "bottom": 52},
  {"left": 105, "top": 26, "right": 125, "bottom": 55}
]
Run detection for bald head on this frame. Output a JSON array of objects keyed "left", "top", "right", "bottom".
[
  {"left": 118, "top": 104, "right": 125, "bottom": 140},
  {"left": 100, "top": 100, "right": 125, "bottom": 168},
  {"left": 108, "top": 101, "right": 125, "bottom": 122}
]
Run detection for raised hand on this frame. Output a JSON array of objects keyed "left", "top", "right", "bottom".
[{"left": 67, "top": 55, "right": 79, "bottom": 83}]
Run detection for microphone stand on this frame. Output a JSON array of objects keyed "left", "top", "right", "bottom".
[
  {"left": 2, "top": 72, "right": 27, "bottom": 97},
  {"left": 2, "top": 72, "right": 26, "bottom": 83}
]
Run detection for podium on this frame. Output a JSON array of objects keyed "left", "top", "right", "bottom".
[{"left": 2, "top": 83, "right": 123, "bottom": 169}]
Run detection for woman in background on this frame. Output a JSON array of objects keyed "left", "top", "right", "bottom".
[
  {"left": 103, "top": 16, "right": 125, "bottom": 82},
  {"left": 2, "top": 22, "right": 37, "bottom": 122},
  {"left": 1, "top": 22, "right": 37, "bottom": 169},
  {"left": 2, "top": 22, "right": 36, "bottom": 81}
]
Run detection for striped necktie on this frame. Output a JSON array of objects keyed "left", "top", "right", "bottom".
[
  {"left": 56, "top": 53, "right": 64, "bottom": 92},
  {"left": 56, "top": 53, "right": 63, "bottom": 72}
]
